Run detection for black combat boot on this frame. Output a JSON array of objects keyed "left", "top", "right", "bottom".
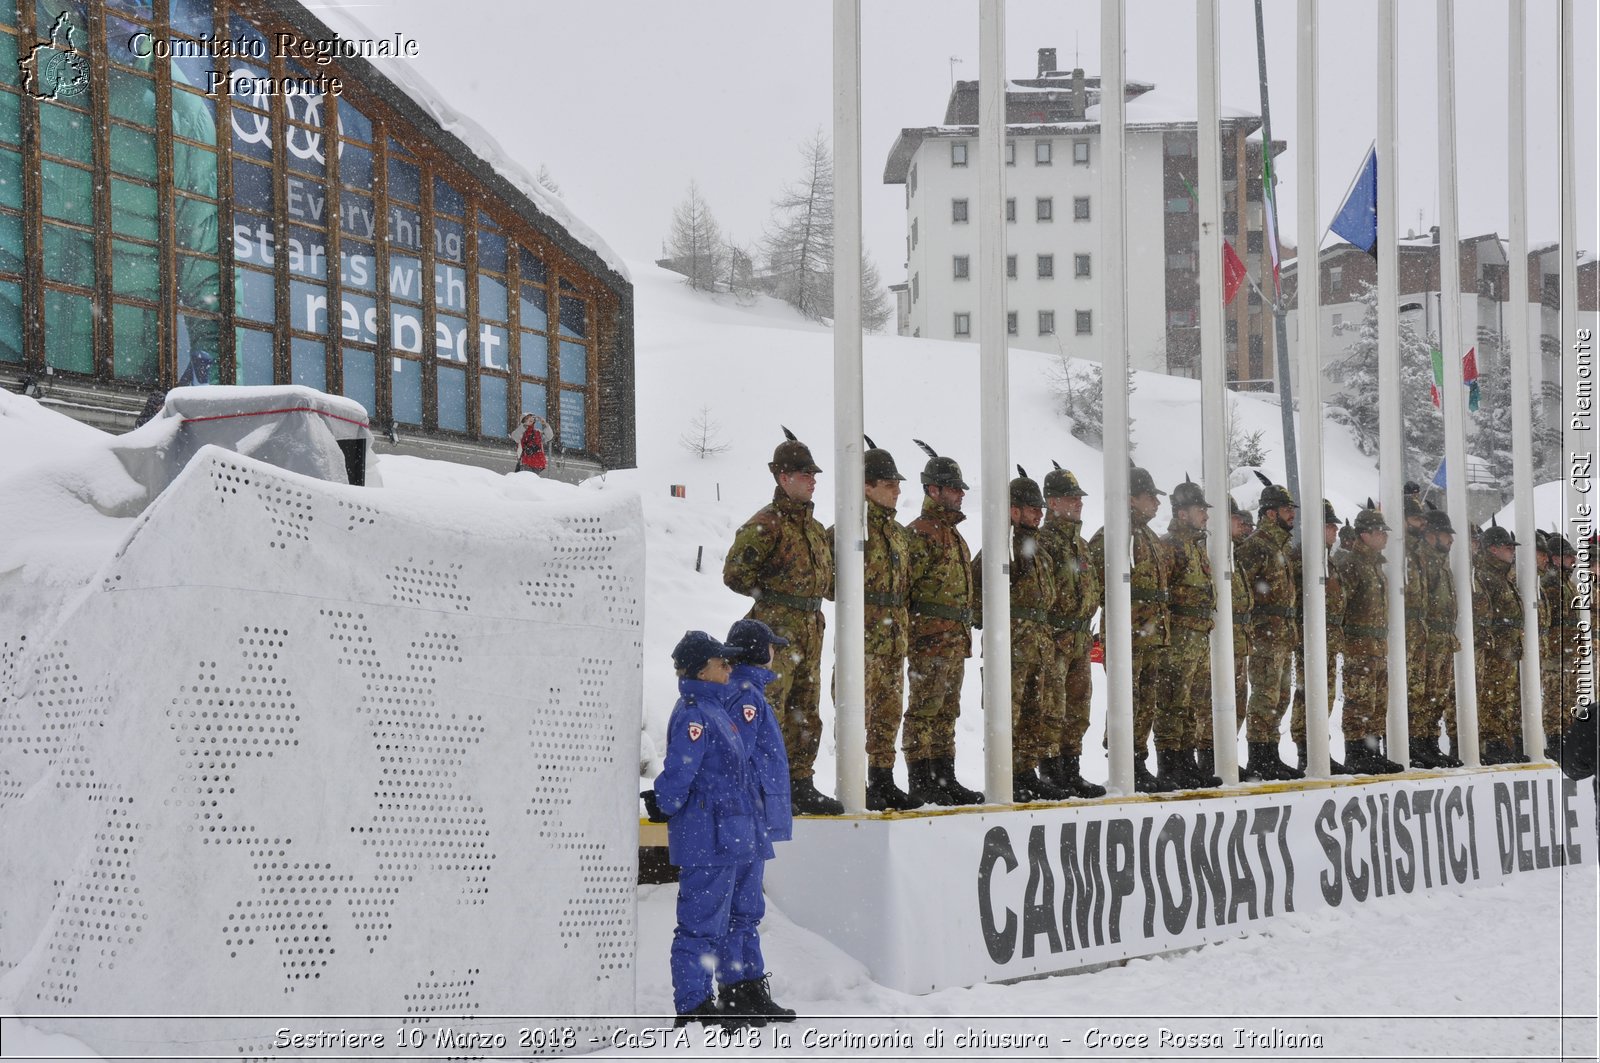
[
  {"left": 1012, "top": 767, "right": 1067, "bottom": 802},
  {"left": 1057, "top": 753, "right": 1107, "bottom": 798},
  {"left": 1186, "top": 747, "right": 1221, "bottom": 787},
  {"left": 1134, "top": 754, "right": 1178, "bottom": 793},
  {"left": 675, "top": 996, "right": 727, "bottom": 1028},
  {"left": 935, "top": 757, "right": 985, "bottom": 804},
  {"left": 1244, "top": 741, "right": 1302, "bottom": 781},
  {"left": 1296, "top": 743, "right": 1350, "bottom": 775},
  {"left": 1349, "top": 737, "right": 1402, "bottom": 774},
  {"left": 1545, "top": 732, "right": 1564, "bottom": 766},
  {"left": 1409, "top": 737, "right": 1446, "bottom": 769},
  {"left": 1482, "top": 739, "right": 1514, "bottom": 766},
  {"left": 789, "top": 777, "right": 844, "bottom": 816},
  {"left": 721, "top": 976, "right": 796, "bottom": 1025},
  {"left": 1155, "top": 747, "right": 1196, "bottom": 790},
  {"left": 865, "top": 766, "right": 919, "bottom": 812}
]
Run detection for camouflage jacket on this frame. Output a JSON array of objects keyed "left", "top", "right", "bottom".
[
  {"left": 972, "top": 526, "right": 1056, "bottom": 645},
  {"left": 906, "top": 495, "right": 974, "bottom": 658},
  {"left": 1472, "top": 553, "right": 1523, "bottom": 659},
  {"left": 1425, "top": 544, "right": 1460, "bottom": 654},
  {"left": 723, "top": 487, "right": 835, "bottom": 624},
  {"left": 1231, "top": 558, "right": 1251, "bottom": 658},
  {"left": 1162, "top": 519, "right": 1214, "bottom": 633},
  {"left": 1339, "top": 540, "right": 1389, "bottom": 657},
  {"left": 1298, "top": 545, "right": 1348, "bottom": 655},
  {"left": 1559, "top": 568, "right": 1587, "bottom": 667},
  {"left": 1235, "top": 519, "right": 1298, "bottom": 647},
  {"left": 863, "top": 499, "right": 910, "bottom": 658},
  {"left": 1089, "top": 514, "right": 1171, "bottom": 648},
  {"left": 1038, "top": 515, "right": 1099, "bottom": 647},
  {"left": 1538, "top": 565, "right": 1564, "bottom": 671}
]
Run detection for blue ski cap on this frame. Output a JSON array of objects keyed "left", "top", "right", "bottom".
[
  {"left": 672, "top": 630, "right": 735, "bottom": 675},
  {"left": 725, "top": 619, "right": 789, "bottom": 664}
]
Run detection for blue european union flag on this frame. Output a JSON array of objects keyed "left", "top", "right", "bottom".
[{"left": 1330, "top": 146, "right": 1379, "bottom": 256}]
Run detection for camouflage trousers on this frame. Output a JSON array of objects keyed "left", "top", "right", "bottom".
[
  {"left": 1011, "top": 625, "right": 1057, "bottom": 769},
  {"left": 1098, "top": 646, "right": 1165, "bottom": 757},
  {"left": 1195, "top": 650, "right": 1247, "bottom": 748},
  {"left": 1045, "top": 637, "right": 1093, "bottom": 758},
  {"left": 837, "top": 654, "right": 906, "bottom": 769},
  {"left": 1543, "top": 663, "right": 1576, "bottom": 737},
  {"left": 1475, "top": 650, "right": 1522, "bottom": 746},
  {"left": 1156, "top": 627, "right": 1211, "bottom": 751},
  {"left": 760, "top": 610, "right": 826, "bottom": 781},
  {"left": 1404, "top": 633, "right": 1431, "bottom": 738},
  {"left": 1429, "top": 644, "right": 1458, "bottom": 741},
  {"left": 1289, "top": 649, "right": 1340, "bottom": 746},
  {"left": 1245, "top": 642, "right": 1294, "bottom": 743},
  {"left": 1341, "top": 652, "right": 1387, "bottom": 740},
  {"left": 905, "top": 654, "right": 964, "bottom": 762}
]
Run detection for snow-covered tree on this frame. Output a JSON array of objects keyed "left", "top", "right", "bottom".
[
  {"left": 1049, "top": 353, "right": 1135, "bottom": 452},
  {"left": 667, "top": 181, "right": 725, "bottom": 292},
  {"left": 762, "top": 130, "right": 892, "bottom": 331},
  {"left": 679, "top": 405, "right": 731, "bottom": 458},
  {"left": 1327, "top": 283, "right": 1442, "bottom": 482}
]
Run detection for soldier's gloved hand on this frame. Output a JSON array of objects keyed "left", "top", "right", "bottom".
[{"left": 640, "top": 790, "right": 668, "bottom": 823}]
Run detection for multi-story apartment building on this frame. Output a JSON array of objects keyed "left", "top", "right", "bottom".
[{"left": 883, "top": 48, "right": 1285, "bottom": 383}]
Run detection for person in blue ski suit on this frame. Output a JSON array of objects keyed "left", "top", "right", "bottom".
[
  {"left": 652, "top": 630, "right": 773, "bottom": 1027},
  {"left": 716, "top": 619, "right": 797, "bottom": 1023}
]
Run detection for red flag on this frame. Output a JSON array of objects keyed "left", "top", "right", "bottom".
[{"left": 1223, "top": 240, "right": 1248, "bottom": 305}]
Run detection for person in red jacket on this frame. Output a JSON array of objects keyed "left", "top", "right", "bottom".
[{"left": 514, "top": 413, "right": 550, "bottom": 473}]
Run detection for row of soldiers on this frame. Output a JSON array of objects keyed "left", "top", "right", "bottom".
[{"left": 722, "top": 430, "right": 1593, "bottom": 811}]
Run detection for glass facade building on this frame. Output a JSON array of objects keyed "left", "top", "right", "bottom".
[{"left": 1, "top": 0, "right": 635, "bottom": 469}]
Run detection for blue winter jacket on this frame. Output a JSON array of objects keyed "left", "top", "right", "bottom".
[
  {"left": 653, "top": 678, "right": 775, "bottom": 867},
  {"left": 725, "top": 664, "right": 794, "bottom": 843}
]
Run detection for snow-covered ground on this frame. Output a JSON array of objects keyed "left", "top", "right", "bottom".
[{"left": 3, "top": 261, "right": 1596, "bottom": 1059}]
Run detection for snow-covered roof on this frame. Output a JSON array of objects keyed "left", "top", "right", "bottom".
[
  {"left": 303, "top": 0, "right": 628, "bottom": 284},
  {"left": 1085, "top": 87, "right": 1258, "bottom": 124}
]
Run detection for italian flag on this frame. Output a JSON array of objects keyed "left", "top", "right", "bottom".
[
  {"left": 1261, "top": 154, "right": 1281, "bottom": 297},
  {"left": 1430, "top": 347, "right": 1481, "bottom": 411}
]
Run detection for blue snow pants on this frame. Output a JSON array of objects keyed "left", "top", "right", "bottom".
[{"left": 670, "top": 861, "right": 766, "bottom": 1013}]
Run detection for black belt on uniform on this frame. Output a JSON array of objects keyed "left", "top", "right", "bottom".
[
  {"left": 1427, "top": 620, "right": 1457, "bottom": 634},
  {"left": 1011, "top": 607, "right": 1050, "bottom": 624},
  {"left": 1256, "top": 604, "right": 1295, "bottom": 618},
  {"left": 1169, "top": 603, "right": 1214, "bottom": 620},
  {"left": 910, "top": 600, "right": 973, "bottom": 625},
  {"left": 1233, "top": 612, "right": 1253, "bottom": 625},
  {"left": 1049, "top": 615, "right": 1090, "bottom": 632},
  {"left": 1346, "top": 623, "right": 1388, "bottom": 639},
  {"left": 863, "top": 591, "right": 906, "bottom": 608},
  {"left": 1129, "top": 587, "right": 1170, "bottom": 603},
  {"left": 759, "top": 590, "right": 822, "bottom": 611}
]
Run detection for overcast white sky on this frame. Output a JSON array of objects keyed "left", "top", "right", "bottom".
[{"left": 319, "top": 0, "right": 1597, "bottom": 281}]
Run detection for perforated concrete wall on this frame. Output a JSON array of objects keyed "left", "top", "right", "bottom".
[{"left": 0, "top": 448, "right": 643, "bottom": 1059}]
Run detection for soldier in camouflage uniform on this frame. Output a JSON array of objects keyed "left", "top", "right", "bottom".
[
  {"left": 974, "top": 472, "right": 1068, "bottom": 802},
  {"left": 831, "top": 443, "right": 918, "bottom": 811},
  {"left": 1473, "top": 525, "right": 1525, "bottom": 765},
  {"left": 904, "top": 445, "right": 984, "bottom": 806},
  {"left": 1420, "top": 509, "right": 1464, "bottom": 767},
  {"left": 1340, "top": 507, "right": 1405, "bottom": 774},
  {"left": 1158, "top": 477, "right": 1220, "bottom": 788},
  {"left": 1089, "top": 466, "right": 1175, "bottom": 793},
  {"left": 1401, "top": 497, "right": 1432, "bottom": 765},
  {"left": 723, "top": 432, "right": 840, "bottom": 815},
  {"left": 1195, "top": 498, "right": 1252, "bottom": 777},
  {"left": 1291, "top": 500, "right": 1349, "bottom": 774},
  {"left": 1543, "top": 535, "right": 1582, "bottom": 759},
  {"left": 1037, "top": 466, "right": 1105, "bottom": 797},
  {"left": 1235, "top": 483, "right": 1304, "bottom": 780}
]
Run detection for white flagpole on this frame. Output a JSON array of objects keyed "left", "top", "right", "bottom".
[
  {"left": 1376, "top": 0, "right": 1410, "bottom": 766},
  {"left": 1198, "top": 0, "right": 1239, "bottom": 784},
  {"left": 977, "top": 0, "right": 1013, "bottom": 800},
  {"left": 1296, "top": 0, "right": 1331, "bottom": 779},
  {"left": 830, "top": 0, "right": 867, "bottom": 811},
  {"left": 1101, "top": 0, "right": 1135, "bottom": 796}
]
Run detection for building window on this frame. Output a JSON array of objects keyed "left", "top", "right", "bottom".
[
  {"left": 1037, "top": 254, "right": 1055, "bottom": 279},
  {"left": 1247, "top": 230, "right": 1264, "bottom": 253},
  {"left": 1036, "top": 140, "right": 1053, "bottom": 165},
  {"left": 1074, "top": 196, "right": 1091, "bottom": 220},
  {"left": 912, "top": 218, "right": 918, "bottom": 248},
  {"left": 954, "top": 312, "right": 971, "bottom": 337},
  {"left": 1037, "top": 197, "right": 1054, "bottom": 222},
  {"left": 1166, "top": 198, "right": 1191, "bottom": 213},
  {"left": 1008, "top": 311, "right": 1018, "bottom": 335},
  {"left": 1331, "top": 312, "right": 1343, "bottom": 329},
  {"left": 1329, "top": 265, "right": 1343, "bottom": 289},
  {"left": 953, "top": 198, "right": 969, "bottom": 223},
  {"left": 909, "top": 164, "right": 918, "bottom": 196},
  {"left": 1006, "top": 198, "right": 1016, "bottom": 222},
  {"left": 1076, "top": 310, "right": 1093, "bottom": 335},
  {"left": 912, "top": 273, "right": 919, "bottom": 302},
  {"left": 1006, "top": 140, "right": 1016, "bottom": 166},
  {"left": 1167, "top": 135, "right": 1195, "bottom": 156},
  {"left": 1168, "top": 309, "right": 1198, "bottom": 327},
  {"left": 951, "top": 141, "right": 969, "bottom": 167},
  {"left": 1075, "top": 254, "right": 1092, "bottom": 278},
  {"left": 1007, "top": 255, "right": 1017, "bottom": 279},
  {"left": 953, "top": 255, "right": 970, "bottom": 280},
  {"left": 1074, "top": 139, "right": 1091, "bottom": 165},
  {"left": 1039, "top": 311, "right": 1056, "bottom": 335}
]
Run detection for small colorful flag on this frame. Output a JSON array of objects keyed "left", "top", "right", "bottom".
[
  {"left": 1261, "top": 155, "right": 1282, "bottom": 296},
  {"left": 669, "top": 484, "right": 687, "bottom": 498},
  {"left": 1180, "top": 175, "right": 1251, "bottom": 306},
  {"left": 1430, "top": 347, "right": 1481, "bottom": 412}
]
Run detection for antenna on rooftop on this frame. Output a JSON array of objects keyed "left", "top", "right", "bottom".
[
  {"left": 949, "top": 55, "right": 963, "bottom": 91},
  {"left": 1075, "top": 32, "right": 1080, "bottom": 69}
]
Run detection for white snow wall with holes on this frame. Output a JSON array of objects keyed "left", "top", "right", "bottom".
[{"left": 0, "top": 446, "right": 644, "bottom": 1059}]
